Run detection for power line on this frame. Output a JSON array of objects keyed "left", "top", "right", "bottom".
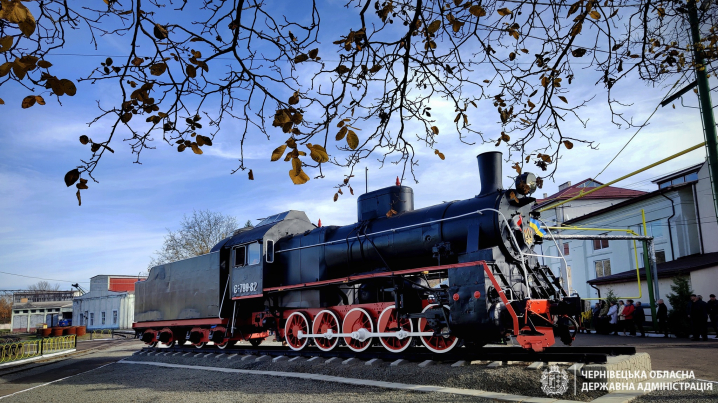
[{"left": 0, "top": 271, "right": 89, "bottom": 283}]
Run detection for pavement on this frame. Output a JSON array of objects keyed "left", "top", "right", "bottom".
[{"left": 0, "top": 335, "right": 715, "bottom": 402}]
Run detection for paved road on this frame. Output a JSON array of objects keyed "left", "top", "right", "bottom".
[{"left": 567, "top": 333, "right": 718, "bottom": 381}]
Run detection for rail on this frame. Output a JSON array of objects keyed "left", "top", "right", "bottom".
[
  {"left": 140, "top": 344, "right": 637, "bottom": 365},
  {"left": 0, "top": 335, "right": 76, "bottom": 364}
]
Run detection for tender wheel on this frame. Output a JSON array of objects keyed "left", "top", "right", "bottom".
[
  {"left": 148, "top": 342, "right": 158, "bottom": 348},
  {"left": 217, "top": 340, "right": 236, "bottom": 350},
  {"left": 285, "top": 312, "right": 310, "bottom": 351},
  {"left": 312, "top": 310, "right": 340, "bottom": 352},
  {"left": 249, "top": 339, "right": 263, "bottom": 347},
  {"left": 193, "top": 342, "right": 206, "bottom": 349},
  {"left": 418, "top": 304, "right": 460, "bottom": 353},
  {"left": 377, "top": 305, "right": 413, "bottom": 353},
  {"left": 342, "top": 307, "right": 374, "bottom": 352},
  {"left": 164, "top": 340, "right": 176, "bottom": 348}
]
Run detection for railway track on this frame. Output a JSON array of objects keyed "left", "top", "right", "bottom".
[{"left": 140, "top": 344, "right": 636, "bottom": 364}]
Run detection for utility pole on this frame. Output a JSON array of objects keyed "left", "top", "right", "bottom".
[{"left": 688, "top": 0, "right": 718, "bottom": 219}]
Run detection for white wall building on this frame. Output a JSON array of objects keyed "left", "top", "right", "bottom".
[
  {"left": 72, "top": 275, "right": 146, "bottom": 330},
  {"left": 538, "top": 161, "right": 718, "bottom": 309}
]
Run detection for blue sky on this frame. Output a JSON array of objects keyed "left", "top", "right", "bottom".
[{"left": 0, "top": 1, "right": 714, "bottom": 289}]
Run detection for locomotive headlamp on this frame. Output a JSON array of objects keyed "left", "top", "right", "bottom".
[{"left": 514, "top": 172, "right": 537, "bottom": 195}]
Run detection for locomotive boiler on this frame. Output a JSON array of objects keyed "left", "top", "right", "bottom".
[{"left": 134, "top": 151, "right": 581, "bottom": 353}]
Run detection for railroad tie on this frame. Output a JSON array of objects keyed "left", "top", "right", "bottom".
[
  {"left": 226, "top": 354, "right": 238, "bottom": 360},
  {"left": 288, "top": 356, "right": 305, "bottom": 363},
  {"left": 418, "top": 360, "right": 435, "bottom": 368},
  {"left": 527, "top": 362, "right": 544, "bottom": 370},
  {"left": 255, "top": 355, "right": 271, "bottom": 362},
  {"left": 451, "top": 360, "right": 467, "bottom": 367},
  {"left": 272, "top": 356, "right": 288, "bottom": 363},
  {"left": 390, "top": 359, "right": 407, "bottom": 367}
]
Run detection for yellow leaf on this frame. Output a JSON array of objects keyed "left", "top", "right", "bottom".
[
  {"left": 346, "top": 130, "right": 359, "bottom": 149},
  {"left": 291, "top": 157, "right": 302, "bottom": 175},
  {"left": 191, "top": 143, "right": 203, "bottom": 154},
  {"left": 469, "top": 5, "right": 486, "bottom": 17},
  {"left": 558, "top": 96, "right": 568, "bottom": 104},
  {"left": 431, "top": 126, "right": 439, "bottom": 135},
  {"left": 34, "top": 95, "right": 45, "bottom": 105},
  {"left": 21, "top": 95, "right": 35, "bottom": 108},
  {"left": 271, "top": 144, "right": 287, "bottom": 161},
  {"left": 0, "top": 1, "right": 36, "bottom": 37},
  {"left": 427, "top": 20, "right": 441, "bottom": 34},
  {"left": 497, "top": 8, "right": 512, "bottom": 16},
  {"left": 527, "top": 100, "right": 535, "bottom": 110},
  {"left": 336, "top": 126, "right": 347, "bottom": 141},
  {"left": 454, "top": 113, "right": 461, "bottom": 123},
  {"left": 333, "top": 193, "right": 339, "bottom": 202},
  {"left": 0, "top": 36, "right": 12, "bottom": 52},
  {"left": 60, "top": 79, "right": 76, "bottom": 96},
  {"left": 308, "top": 144, "right": 329, "bottom": 163},
  {"left": 0, "top": 98, "right": 4, "bottom": 105},
  {"left": 0, "top": 62, "right": 11, "bottom": 77},
  {"left": 570, "top": 22, "right": 583, "bottom": 37},
  {"left": 289, "top": 168, "right": 310, "bottom": 184},
  {"left": 589, "top": 10, "right": 601, "bottom": 20},
  {"left": 563, "top": 140, "right": 574, "bottom": 149}
]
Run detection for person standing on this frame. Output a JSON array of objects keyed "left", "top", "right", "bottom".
[
  {"left": 634, "top": 301, "right": 646, "bottom": 337},
  {"left": 688, "top": 294, "right": 696, "bottom": 339},
  {"left": 623, "top": 300, "right": 636, "bottom": 336},
  {"left": 617, "top": 300, "right": 626, "bottom": 336},
  {"left": 657, "top": 299, "right": 669, "bottom": 337},
  {"left": 607, "top": 301, "right": 618, "bottom": 335},
  {"left": 708, "top": 294, "right": 718, "bottom": 339},
  {"left": 592, "top": 302, "right": 602, "bottom": 334},
  {"left": 692, "top": 295, "right": 709, "bottom": 341}
]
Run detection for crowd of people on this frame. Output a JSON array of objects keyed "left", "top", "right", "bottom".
[{"left": 588, "top": 294, "right": 717, "bottom": 339}]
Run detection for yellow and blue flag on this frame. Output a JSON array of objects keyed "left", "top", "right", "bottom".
[{"left": 529, "top": 218, "right": 546, "bottom": 237}]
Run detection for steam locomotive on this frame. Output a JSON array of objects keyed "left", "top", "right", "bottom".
[{"left": 134, "top": 151, "right": 581, "bottom": 353}]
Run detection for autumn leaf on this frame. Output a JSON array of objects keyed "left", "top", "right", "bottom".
[
  {"left": 289, "top": 168, "right": 310, "bottom": 184},
  {"left": 0, "top": 98, "right": 4, "bottom": 105},
  {"left": 76, "top": 178, "right": 89, "bottom": 190},
  {"left": 190, "top": 143, "right": 203, "bottom": 154},
  {"left": 76, "top": 190, "right": 81, "bottom": 206},
  {"left": 248, "top": 169, "right": 254, "bottom": 180},
  {"left": 558, "top": 96, "right": 568, "bottom": 103},
  {"left": 571, "top": 48, "right": 587, "bottom": 57},
  {"left": 427, "top": 20, "right": 441, "bottom": 34},
  {"left": 333, "top": 193, "right": 339, "bottom": 202},
  {"left": 434, "top": 149, "right": 446, "bottom": 160},
  {"left": 308, "top": 48, "right": 319, "bottom": 59},
  {"left": 150, "top": 63, "right": 167, "bottom": 76},
  {"left": 37, "top": 60, "right": 52, "bottom": 68},
  {"left": 0, "top": 62, "right": 11, "bottom": 77},
  {"left": 21, "top": 95, "right": 36, "bottom": 108},
  {"left": 512, "top": 162, "right": 522, "bottom": 174},
  {"left": 294, "top": 53, "right": 309, "bottom": 63},
  {"left": 497, "top": 8, "right": 512, "bottom": 16},
  {"left": 431, "top": 126, "right": 439, "bottom": 135},
  {"left": 346, "top": 130, "right": 359, "bottom": 149},
  {"left": 469, "top": 5, "right": 487, "bottom": 17},
  {"left": 121, "top": 112, "right": 132, "bottom": 123},
  {"left": 386, "top": 209, "right": 398, "bottom": 217},
  {"left": 34, "top": 95, "right": 45, "bottom": 105},
  {"left": 186, "top": 65, "right": 197, "bottom": 78},
  {"left": 307, "top": 144, "right": 329, "bottom": 163},
  {"left": 509, "top": 52, "right": 516, "bottom": 61},
  {"left": 336, "top": 126, "right": 348, "bottom": 141},
  {"left": 60, "top": 79, "right": 76, "bottom": 96},
  {"left": 570, "top": 22, "right": 583, "bottom": 37},
  {"left": 563, "top": 140, "right": 574, "bottom": 149},
  {"left": 271, "top": 144, "right": 287, "bottom": 161},
  {"left": 154, "top": 24, "right": 168, "bottom": 40},
  {"left": 0, "top": 36, "right": 12, "bottom": 52},
  {"left": 64, "top": 169, "right": 80, "bottom": 187},
  {"left": 589, "top": 10, "right": 601, "bottom": 20}
]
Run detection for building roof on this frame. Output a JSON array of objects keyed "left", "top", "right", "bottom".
[
  {"left": 91, "top": 274, "right": 148, "bottom": 279},
  {"left": 533, "top": 178, "right": 646, "bottom": 210},
  {"left": 562, "top": 181, "right": 695, "bottom": 225},
  {"left": 587, "top": 251, "right": 718, "bottom": 285},
  {"left": 12, "top": 300, "right": 74, "bottom": 310},
  {"left": 651, "top": 162, "right": 704, "bottom": 184}
]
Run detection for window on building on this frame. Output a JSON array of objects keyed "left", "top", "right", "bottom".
[
  {"left": 30, "top": 310, "right": 36, "bottom": 313},
  {"left": 593, "top": 238, "right": 609, "bottom": 250},
  {"left": 649, "top": 221, "right": 664, "bottom": 238},
  {"left": 90, "top": 312, "right": 94, "bottom": 326},
  {"left": 14, "top": 310, "right": 20, "bottom": 314},
  {"left": 23, "top": 310, "right": 28, "bottom": 313},
  {"left": 685, "top": 172, "right": 698, "bottom": 182},
  {"left": 101, "top": 312, "right": 106, "bottom": 325},
  {"left": 655, "top": 250, "right": 666, "bottom": 264},
  {"left": 84, "top": 311, "right": 88, "bottom": 326},
  {"left": 113, "top": 310, "right": 118, "bottom": 325},
  {"left": 563, "top": 243, "right": 570, "bottom": 255},
  {"left": 595, "top": 259, "right": 612, "bottom": 277}
]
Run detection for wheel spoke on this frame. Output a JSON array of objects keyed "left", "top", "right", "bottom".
[
  {"left": 378, "top": 305, "right": 413, "bottom": 353},
  {"left": 418, "top": 304, "right": 459, "bottom": 353},
  {"left": 342, "top": 308, "right": 373, "bottom": 352}
]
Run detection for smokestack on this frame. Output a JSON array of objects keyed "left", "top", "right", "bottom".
[{"left": 477, "top": 151, "right": 503, "bottom": 196}]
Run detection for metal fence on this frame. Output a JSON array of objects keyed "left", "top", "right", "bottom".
[{"left": 0, "top": 335, "right": 76, "bottom": 364}]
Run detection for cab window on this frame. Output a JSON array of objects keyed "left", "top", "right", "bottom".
[
  {"left": 247, "top": 243, "right": 261, "bottom": 265},
  {"left": 234, "top": 246, "right": 246, "bottom": 267}
]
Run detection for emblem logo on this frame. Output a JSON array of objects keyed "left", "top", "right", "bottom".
[
  {"left": 523, "top": 226, "right": 535, "bottom": 246},
  {"left": 541, "top": 364, "right": 569, "bottom": 395}
]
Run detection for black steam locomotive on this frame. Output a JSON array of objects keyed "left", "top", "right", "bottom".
[{"left": 134, "top": 151, "right": 581, "bottom": 353}]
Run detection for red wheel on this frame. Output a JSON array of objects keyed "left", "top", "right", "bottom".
[
  {"left": 285, "top": 312, "right": 310, "bottom": 351},
  {"left": 377, "top": 305, "right": 413, "bottom": 353},
  {"left": 342, "top": 308, "right": 374, "bottom": 352},
  {"left": 418, "top": 304, "right": 460, "bottom": 353},
  {"left": 312, "top": 310, "right": 340, "bottom": 352}
]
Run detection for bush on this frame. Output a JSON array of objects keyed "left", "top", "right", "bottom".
[{"left": 667, "top": 276, "right": 693, "bottom": 338}]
